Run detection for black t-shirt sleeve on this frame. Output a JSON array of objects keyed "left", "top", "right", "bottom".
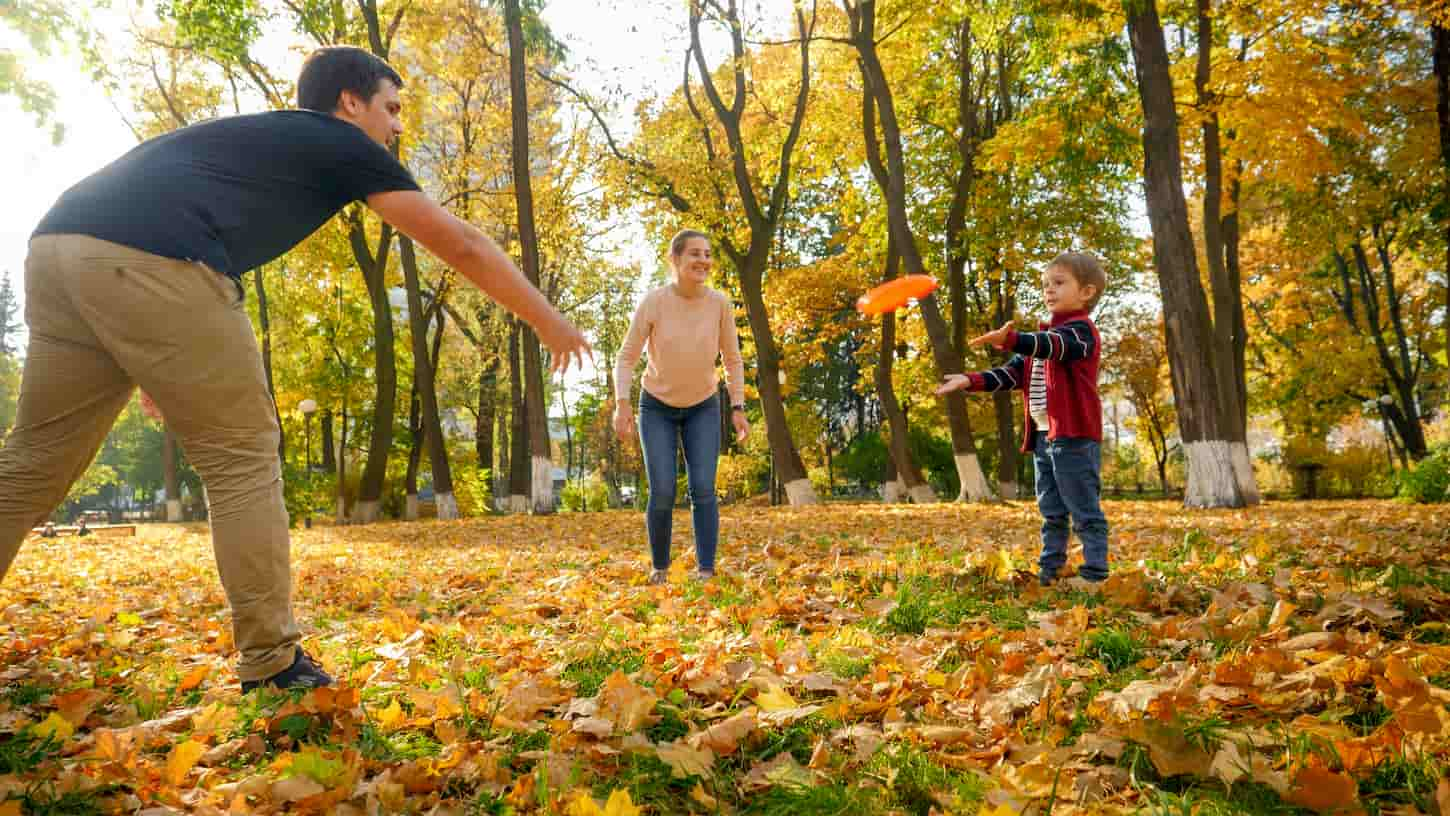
[{"left": 331, "top": 132, "right": 422, "bottom": 203}]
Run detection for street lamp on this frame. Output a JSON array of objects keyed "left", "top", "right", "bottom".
[{"left": 298, "top": 399, "right": 318, "bottom": 472}]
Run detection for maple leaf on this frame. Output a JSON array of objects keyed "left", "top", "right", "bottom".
[
  {"left": 163, "top": 739, "right": 206, "bottom": 786},
  {"left": 656, "top": 740, "right": 715, "bottom": 778},
  {"left": 31, "top": 712, "right": 73, "bottom": 741},
  {"left": 567, "top": 788, "right": 642, "bottom": 816},
  {"left": 1288, "top": 766, "right": 1363, "bottom": 814}
]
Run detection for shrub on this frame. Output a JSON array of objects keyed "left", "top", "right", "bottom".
[{"left": 1399, "top": 445, "right": 1450, "bottom": 503}]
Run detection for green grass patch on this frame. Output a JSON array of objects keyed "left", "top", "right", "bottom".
[
  {"left": 2, "top": 683, "right": 52, "bottom": 708},
  {"left": 358, "top": 724, "right": 443, "bottom": 762},
  {"left": 594, "top": 752, "right": 697, "bottom": 813},
  {"left": 867, "top": 744, "right": 985, "bottom": 816},
  {"left": 563, "top": 647, "right": 645, "bottom": 697},
  {"left": 823, "top": 652, "right": 872, "bottom": 680},
  {"left": 645, "top": 703, "right": 690, "bottom": 744},
  {"left": 1358, "top": 750, "right": 1443, "bottom": 814},
  {"left": 741, "top": 780, "right": 881, "bottom": 815},
  {"left": 1083, "top": 627, "right": 1145, "bottom": 673},
  {"left": 0, "top": 733, "right": 62, "bottom": 774}
]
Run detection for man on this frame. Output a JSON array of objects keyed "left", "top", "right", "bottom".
[{"left": 0, "top": 47, "right": 590, "bottom": 692}]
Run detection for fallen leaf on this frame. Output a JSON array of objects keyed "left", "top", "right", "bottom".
[{"left": 163, "top": 739, "right": 206, "bottom": 786}]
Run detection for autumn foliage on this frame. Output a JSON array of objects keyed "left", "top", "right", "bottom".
[{"left": 0, "top": 503, "right": 1447, "bottom": 814}]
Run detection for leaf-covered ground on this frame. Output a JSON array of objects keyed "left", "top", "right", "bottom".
[{"left": 1, "top": 500, "right": 1448, "bottom": 815}]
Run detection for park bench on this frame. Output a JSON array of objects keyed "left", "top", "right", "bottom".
[{"left": 30, "top": 524, "right": 137, "bottom": 539}]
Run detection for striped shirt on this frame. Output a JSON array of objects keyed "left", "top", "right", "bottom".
[{"left": 1029, "top": 360, "right": 1048, "bottom": 427}]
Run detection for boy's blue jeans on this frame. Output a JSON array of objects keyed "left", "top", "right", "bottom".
[
  {"left": 1032, "top": 431, "right": 1110, "bottom": 580},
  {"left": 638, "top": 391, "right": 720, "bottom": 572}
]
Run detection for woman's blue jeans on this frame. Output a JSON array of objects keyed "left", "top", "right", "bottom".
[{"left": 638, "top": 390, "right": 721, "bottom": 571}]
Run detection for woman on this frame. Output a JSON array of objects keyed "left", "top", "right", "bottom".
[{"left": 614, "top": 229, "right": 748, "bottom": 584}]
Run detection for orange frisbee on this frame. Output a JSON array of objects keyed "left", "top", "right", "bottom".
[{"left": 855, "top": 274, "right": 939, "bottom": 315}]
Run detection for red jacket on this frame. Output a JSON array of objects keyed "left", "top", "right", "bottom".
[{"left": 965, "top": 310, "right": 1102, "bottom": 452}]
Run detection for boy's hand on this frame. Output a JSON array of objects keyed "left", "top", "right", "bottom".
[
  {"left": 935, "top": 374, "right": 971, "bottom": 395},
  {"left": 969, "top": 321, "right": 1014, "bottom": 350}
]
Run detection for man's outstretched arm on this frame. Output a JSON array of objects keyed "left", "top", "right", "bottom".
[{"left": 366, "top": 190, "right": 590, "bottom": 373}]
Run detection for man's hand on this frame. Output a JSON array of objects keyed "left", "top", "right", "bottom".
[
  {"left": 731, "top": 409, "right": 749, "bottom": 443},
  {"left": 935, "top": 374, "right": 971, "bottom": 396},
  {"left": 969, "top": 321, "right": 1014, "bottom": 350},
  {"left": 139, "top": 391, "right": 163, "bottom": 421},
  {"left": 612, "top": 405, "right": 634, "bottom": 442},
  {"left": 540, "top": 317, "right": 593, "bottom": 376}
]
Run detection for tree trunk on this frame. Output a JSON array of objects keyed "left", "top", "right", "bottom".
[
  {"left": 477, "top": 360, "right": 497, "bottom": 475},
  {"left": 346, "top": 8, "right": 404, "bottom": 523},
  {"left": 1195, "top": 0, "right": 1258, "bottom": 504},
  {"left": 849, "top": 0, "right": 992, "bottom": 501},
  {"left": 399, "top": 236, "right": 457, "bottom": 518},
  {"left": 684, "top": 0, "right": 819, "bottom": 505},
  {"left": 1435, "top": 22, "right": 1450, "bottom": 361},
  {"left": 162, "top": 428, "right": 181, "bottom": 522},
  {"left": 1346, "top": 242, "right": 1429, "bottom": 459},
  {"left": 875, "top": 240, "right": 934, "bottom": 503},
  {"left": 505, "top": 0, "right": 554, "bottom": 514},
  {"left": 404, "top": 380, "right": 424, "bottom": 521},
  {"left": 346, "top": 212, "right": 397, "bottom": 523},
  {"left": 507, "top": 319, "right": 530, "bottom": 512},
  {"left": 251, "top": 265, "right": 285, "bottom": 463},
  {"left": 336, "top": 406, "right": 348, "bottom": 522},
  {"left": 1126, "top": 0, "right": 1250, "bottom": 508},
  {"left": 320, "top": 409, "right": 336, "bottom": 473}
]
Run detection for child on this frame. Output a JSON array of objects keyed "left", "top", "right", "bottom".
[{"left": 937, "top": 252, "right": 1109, "bottom": 585}]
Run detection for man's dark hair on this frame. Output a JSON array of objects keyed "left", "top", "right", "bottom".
[{"left": 297, "top": 47, "right": 404, "bottom": 112}]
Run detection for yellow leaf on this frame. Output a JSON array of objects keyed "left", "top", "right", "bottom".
[
  {"left": 602, "top": 789, "right": 642, "bottom": 816},
  {"left": 32, "top": 712, "right": 74, "bottom": 741},
  {"left": 566, "top": 791, "right": 602, "bottom": 816},
  {"left": 925, "top": 671, "right": 946, "bottom": 688},
  {"left": 0, "top": 801, "right": 21, "bottom": 816},
  {"left": 376, "top": 698, "right": 406, "bottom": 731},
  {"left": 164, "top": 739, "right": 206, "bottom": 786},
  {"left": 979, "top": 805, "right": 1020, "bottom": 816},
  {"left": 755, "top": 684, "right": 797, "bottom": 712}
]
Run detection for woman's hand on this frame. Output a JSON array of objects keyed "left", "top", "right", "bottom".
[
  {"left": 731, "top": 408, "right": 749, "bottom": 443},
  {"left": 613, "top": 404, "right": 635, "bottom": 442}
]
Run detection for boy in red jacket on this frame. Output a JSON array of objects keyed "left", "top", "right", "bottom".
[{"left": 937, "top": 252, "right": 1109, "bottom": 585}]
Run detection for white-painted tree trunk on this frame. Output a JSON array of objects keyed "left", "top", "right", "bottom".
[
  {"left": 999, "top": 480, "right": 1020, "bottom": 501},
  {"left": 531, "top": 456, "right": 554, "bottom": 513},
  {"left": 1184, "top": 439, "right": 1256, "bottom": 508},
  {"left": 165, "top": 499, "right": 182, "bottom": 522},
  {"left": 1228, "top": 441, "right": 1260, "bottom": 505},
  {"left": 351, "top": 499, "right": 381, "bottom": 524},
  {"left": 908, "top": 483, "right": 938, "bottom": 503},
  {"left": 783, "top": 477, "right": 819, "bottom": 505},
  {"left": 404, "top": 494, "right": 419, "bottom": 521},
  {"left": 435, "top": 492, "right": 459, "bottom": 520},
  {"left": 882, "top": 479, "right": 908, "bottom": 503},
  {"left": 509, "top": 494, "right": 529, "bottom": 513},
  {"left": 953, "top": 453, "right": 997, "bottom": 501}
]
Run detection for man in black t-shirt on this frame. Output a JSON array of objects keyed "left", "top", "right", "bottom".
[{"left": 0, "top": 47, "right": 590, "bottom": 693}]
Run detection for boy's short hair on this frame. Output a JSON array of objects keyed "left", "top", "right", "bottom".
[
  {"left": 1051, "top": 251, "right": 1107, "bottom": 311},
  {"left": 297, "top": 47, "right": 404, "bottom": 113}
]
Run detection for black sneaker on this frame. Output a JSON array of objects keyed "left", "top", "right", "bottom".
[{"left": 241, "top": 648, "right": 333, "bottom": 693}]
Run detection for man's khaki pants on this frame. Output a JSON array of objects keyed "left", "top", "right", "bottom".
[{"left": 0, "top": 234, "right": 300, "bottom": 682}]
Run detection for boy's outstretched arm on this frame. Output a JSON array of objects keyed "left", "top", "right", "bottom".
[
  {"left": 999, "top": 319, "right": 1097, "bottom": 362},
  {"left": 936, "top": 355, "right": 1027, "bottom": 395}
]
